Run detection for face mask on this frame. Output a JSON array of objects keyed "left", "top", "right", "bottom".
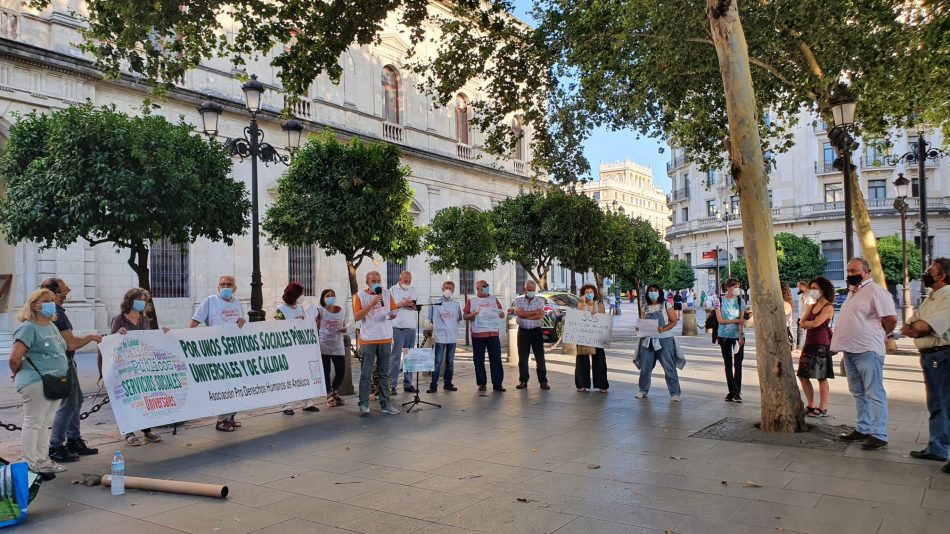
[
  {"left": 808, "top": 289, "right": 821, "bottom": 300},
  {"left": 40, "top": 302, "right": 56, "bottom": 318},
  {"left": 846, "top": 274, "right": 864, "bottom": 287},
  {"left": 132, "top": 300, "right": 147, "bottom": 312},
  {"left": 526, "top": 291, "right": 536, "bottom": 299},
  {"left": 731, "top": 288, "right": 742, "bottom": 297},
  {"left": 442, "top": 290, "right": 453, "bottom": 299},
  {"left": 370, "top": 283, "right": 381, "bottom": 292},
  {"left": 325, "top": 296, "right": 336, "bottom": 306},
  {"left": 648, "top": 291, "right": 659, "bottom": 301},
  {"left": 922, "top": 273, "right": 939, "bottom": 288},
  {"left": 584, "top": 293, "right": 594, "bottom": 300},
  {"left": 400, "top": 283, "right": 410, "bottom": 290},
  {"left": 219, "top": 287, "right": 234, "bottom": 300},
  {"left": 482, "top": 286, "right": 490, "bottom": 295}
]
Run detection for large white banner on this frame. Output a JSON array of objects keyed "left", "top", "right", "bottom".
[
  {"left": 100, "top": 320, "right": 326, "bottom": 434},
  {"left": 562, "top": 309, "right": 614, "bottom": 348}
]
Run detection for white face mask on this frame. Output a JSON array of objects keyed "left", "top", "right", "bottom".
[
  {"left": 809, "top": 289, "right": 821, "bottom": 300},
  {"left": 731, "top": 288, "right": 742, "bottom": 297},
  {"left": 399, "top": 282, "right": 410, "bottom": 290},
  {"left": 442, "top": 289, "right": 453, "bottom": 299}
]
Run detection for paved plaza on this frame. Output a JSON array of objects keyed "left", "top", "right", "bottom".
[{"left": 1, "top": 303, "right": 948, "bottom": 533}]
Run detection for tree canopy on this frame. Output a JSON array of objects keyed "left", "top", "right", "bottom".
[
  {"left": 728, "top": 233, "right": 827, "bottom": 287},
  {"left": 425, "top": 206, "right": 498, "bottom": 274},
  {"left": 660, "top": 259, "right": 697, "bottom": 291},
  {"left": 877, "top": 234, "right": 923, "bottom": 288},
  {"left": 491, "top": 189, "right": 555, "bottom": 290}
]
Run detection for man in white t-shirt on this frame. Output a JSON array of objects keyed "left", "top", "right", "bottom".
[
  {"left": 831, "top": 258, "right": 897, "bottom": 450},
  {"left": 191, "top": 275, "right": 247, "bottom": 432},
  {"left": 389, "top": 271, "right": 420, "bottom": 394},
  {"left": 427, "top": 280, "right": 463, "bottom": 393}
]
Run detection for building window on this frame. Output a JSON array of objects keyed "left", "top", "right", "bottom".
[
  {"left": 730, "top": 195, "right": 740, "bottom": 213},
  {"left": 681, "top": 207, "right": 689, "bottom": 222},
  {"left": 511, "top": 118, "right": 525, "bottom": 161},
  {"left": 735, "top": 247, "right": 745, "bottom": 259},
  {"left": 867, "top": 180, "right": 887, "bottom": 200},
  {"left": 706, "top": 169, "right": 717, "bottom": 186},
  {"left": 288, "top": 246, "right": 316, "bottom": 296},
  {"left": 706, "top": 199, "right": 716, "bottom": 218},
  {"left": 387, "top": 257, "right": 407, "bottom": 287},
  {"left": 381, "top": 66, "right": 400, "bottom": 124},
  {"left": 149, "top": 238, "right": 189, "bottom": 298},
  {"left": 864, "top": 143, "right": 889, "bottom": 166},
  {"left": 593, "top": 191, "right": 601, "bottom": 201},
  {"left": 685, "top": 252, "right": 692, "bottom": 266},
  {"left": 684, "top": 174, "right": 690, "bottom": 196},
  {"left": 822, "top": 142, "right": 835, "bottom": 173},
  {"left": 822, "top": 240, "right": 844, "bottom": 281},
  {"left": 914, "top": 236, "right": 935, "bottom": 260},
  {"left": 455, "top": 94, "right": 470, "bottom": 145},
  {"left": 824, "top": 183, "right": 843, "bottom": 203},
  {"left": 768, "top": 189, "right": 773, "bottom": 208},
  {"left": 912, "top": 177, "right": 920, "bottom": 197},
  {"left": 460, "top": 269, "right": 475, "bottom": 295}
]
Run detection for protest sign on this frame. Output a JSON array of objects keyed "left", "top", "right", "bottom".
[
  {"left": 403, "top": 348, "right": 435, "bottom": 372},
  {"left": 100, "top": 319, "right": 326, "bottom": 434},
  {"left": 562, "top": 309, "right": 614, "bottom": 348},
  {"left": 633, "top": 318, "right": 660, "bottom": 338}
]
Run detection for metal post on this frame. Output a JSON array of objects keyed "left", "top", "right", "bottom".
[
  {"left": 898, "top": 201, "right": 912, "bottom": 322},
  {"left": 247, "top": 116, "right": 265, "bottom": 322},
  {"left": 714, "top": 246, "right": 721, "bottom": 297},
  {"left": 842, "top": 141, "right": 855, "bottom": 260},
  {"left": 918, "top": 132, "right": 929, "bottom": 294},
  {"left": 725, "top": 216, "right": 732, "bottom": 279}
]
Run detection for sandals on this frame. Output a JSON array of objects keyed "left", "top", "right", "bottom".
[
  {"left": 805, "top": 406, "right": 818, "bottom": 417},
  {"left": 215, "top": 419, "right": 235, "bottom": 432},
  {"left": 143, "top": 431, "right": 162, "bottom": 443},
  {"left": 125, "top": 433, "right": 143, "bottom": 446},
  {"left": 327, "top": 394, "right": 338, "bottom": 407},
  {"left": 230, "top": 419, "right": 242, "bottom": 427}
]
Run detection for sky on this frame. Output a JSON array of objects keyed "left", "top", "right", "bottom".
[{"left": 509, "top": 1, "right": 672, "bottom": 192}]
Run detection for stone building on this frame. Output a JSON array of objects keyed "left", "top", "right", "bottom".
[{"left": 577, "top": 160, "right": 670, "bottom": 237}]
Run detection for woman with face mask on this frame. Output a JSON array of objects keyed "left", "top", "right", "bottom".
[
  {"left": 575, "top": 284, "right": 609, "bottom": 392},
  {"left": 715, "top": 279, "right": 746, "bottom": 402},
  {"left": 797, "top": 276, "right": 837, "bottom": 417},
  {"left": 317, "top": 288, "right": 349, "bottom": 407},
  {"left": 275, "top": 282, "right": 320, "bottom": 415},
  {"left": 634, "top": 285, "right": 681, "bottom": 400},
  {"left": 7, "top": 288, "right": 70, "bottom": 475}
]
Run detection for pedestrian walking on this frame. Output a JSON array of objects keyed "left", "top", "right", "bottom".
[
  {"left": 686, "top": 290, "right": 695, "bottom": 309},
  {"left": 796, "top": 280, "right": 816, "bottom": 351},
  {"left": 511, "top": 280, "right": 549, "bottom": 390},
  {"left": 40, "top": 278, "right": 102, "bottom": 464},
  {"left": 574, "top": 284, "right": 609, "bottom": 393},
  {"left": 832, "top": 258, "right": 897, "bottom": 450},
  {"left": 389, "top": 271, "right": 420, "bottom": 395},
  {"left": 191, "top": 275, "right": 248, "bottom": 432},
  {"left": 902, "top": 258, "right": 950, "bottom": 472},
  {"left": 316, "top": 288, "right": 348, "bottom": 408},
  {"left": 275, "top": 282, "right": 319, "bottom": 415},
  {"left": 797, "top": 277, "right": 836, "bottom": 418},
  {"left": 428, "top": 281, "right": 462, "bottom": 393},
  {"left": 607, "top": 293, "right": 617, "bottom": 315},
  {"left": 464, "top": 280, "right": 506, "bottom": 392},
  {"left": 700, "top": 290, "right": 707, "bottom": 309},
  {"left": 704, "top": 287, "right": 720, "bottom": 344},
  {"left": 634, "top": 285, "right": 682, "bottom": 401},
  {"left": 353, "top": 271, "right": 400, "bottom": 416},
  {"left": 716, "top": 278, "right": 746, "bottom": 403}
]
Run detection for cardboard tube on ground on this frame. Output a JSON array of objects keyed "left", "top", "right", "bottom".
[{"left": 102, "top": 475, "right": 228, "bottom": 498}]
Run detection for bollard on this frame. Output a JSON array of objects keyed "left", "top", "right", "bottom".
[
  {"left": 506, "top": 317, "right": 518, "bottom": 363},
  {"left": 681, "top": 308, "right": 698, "bottom": 336}
]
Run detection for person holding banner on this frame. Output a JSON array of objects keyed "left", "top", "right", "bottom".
[
  {"left": 464, "top": 280, "right": 506, "bottom": 392},
  {"left": 634, "top": 285, "right": 682, "bottom": 401},
  {"left": 317, "top": 288, "right": 348, "bottom": 407},
  {"left": 353, "top": 271, "right": 401, "bottom": 416},
  {"left": 275, "top": 282, "right": 320, "bottom": 415},
  {"left": 427, "top": 281, "right": 462, "bottom": 393},
  {"left": 575, "top": 284, "right": 609, "bottom": 393},
  {"left": 511, "top": 280, "right": 549, "bottom": 390},
  {"left": 190, "top": 275, "right": 247, "bottom": 432}
]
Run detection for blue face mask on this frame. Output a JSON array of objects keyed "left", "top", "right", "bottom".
[
  {"left": 526, "top": 291, "right": 536, "bottom": 299},
  {"left": 648, "top": 291, "right": 660, "bottom": 302},
  {"left": 219, "top": 287, "right": 234, "bottom": 300},
  {"left": 584, "top": 293, "right": 594, "bottom": 300},
  {"left": 325, "top": 296, "right": 336, "bottom": 306},
  {"left": 482, "top": 285, "right": 490, "bottom": 295},
  {"left": 40, "top": 302, "right": 56, "bottom": 318},
  {"left": 132, "top": 300, "right": 147, "bottom": 312}
]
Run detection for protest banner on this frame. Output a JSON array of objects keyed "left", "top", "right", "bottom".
[
  {"left": 562, "top": 309, "right": 614, "bottom": 348},
  {"left": 100, "top": 319, "right": 326, "bottom": 434},
  {"left": 633, "top": 318, "right": 660, "bottom": 338},
  {"left": 403, "top": 348, "right": 435, "bottom": 373}
]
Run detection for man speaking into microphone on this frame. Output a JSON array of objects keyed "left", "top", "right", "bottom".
[{"left": 353, "top": 271, "right": 400, "bottom": 416}]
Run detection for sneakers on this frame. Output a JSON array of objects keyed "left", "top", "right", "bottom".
[
  {"left": 48, "top": 446, "right": 79, "bottom": 463},
  {"left": 733, "top": 395, "right": 743, "bottom": 404},
  {"left": 942, "top": 462, "right": 950, "bottom": 474},
  {"left": 671, "top": 395, "right": 682, "bottom": 402},
  {"left": 427, "top": 385, "right": 438, "bottom": 393},
  {"left": 444, "top": 385, "right": 458, "bottom": 391},
  {"left": 404, "top": 386, "right": 419, "bottom": 394},
  {"left": 861, "top": 436, "right": 888, "bottom": 450},
  {"left": 839, "top": 430, "right": 870, "bottom": 442},
  {"left": 540, "top": 383, "right": 551, "bottom": 390},
  {"left": 359, "top": 405, "right": 370, "bottom": 417},
  {"left": 66, "top": 438, "right": 98, "bottom": 456},
  {"left": 380, "top": 405, "right": 400, "bottom": 415},
  {"left": 724, "top": 394, "right": 734, "bottom": 402},
  {"left": 302, "top": 406, "right": 320, "bottom": 412},
  {"left": 282, "top": 409, "right": 295, "bottom": 415},
  {"left": 910, "top": 449, "right": 947, "bottom": 462},
  {"left": 634, "top": 391, "right": 647, "bottom": 399},
  {"left": 493, "top": 387, "right": 507, "bottom": 392}
]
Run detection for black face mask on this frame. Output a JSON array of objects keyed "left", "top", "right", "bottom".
[
  {"left": 846, "top": 274, "right": 864, "bottom": 287},
  {"left": 922, "top": 273, "right": 940, "bottom": 288}
]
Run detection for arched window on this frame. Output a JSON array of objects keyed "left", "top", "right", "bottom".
[
  {"left": 511, "top": 118, "right": 525, "bottom": 161},
  {"left": 455, "top": 94, "right": 470, "bottom": 145},
  {"left": 381, "top": 66, "right": 399, "bottom": 123}
]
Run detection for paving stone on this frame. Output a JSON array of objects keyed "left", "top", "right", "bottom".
[
  {"left": 346, "top": 484, "right": 473, "bottom": 521},
  {"left": 27, "top": 508, "right": 181, "bottom": 533},
  {"left": 553, "top": 516, "right": 665, "bottom": 534},
  {"left": 784, "top": 471, "right": 926, "bottom": 506},
  {"left": 263, "top": 470, "right": 396, "bottom": 501},
  {"left": 144, "top": 500, "right": 291, "bottom": 533},
  {"left": 338, "top": 510, "right": 432, "bottom": 534},
  {"left": 440, "top": 500, "right": 577, "bottom": 534},
  {"left": 561, "top": 499, "right": 687, "bottom": 531},
  {"left": 249, "top": 517, "right": 355, "bottom": 534},
  {"left": 265, "top": 494, "right": 374, "bottom": 526},
  {"left": 732, "top": 499, "right": 884, "bottom": 534}
]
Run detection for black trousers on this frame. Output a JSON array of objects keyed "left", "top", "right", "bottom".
[
  {"left": 575, "top": 348, "right": 609, "bottom": 389},
  {"left": 517, "top": 327, "right": 547, "bottom": 384},
  {"left": 322, "top": 354, "right": 346, "bottom": 392},
  {"left": 718, "top": 337, "right": 744, "bottom": 397}
]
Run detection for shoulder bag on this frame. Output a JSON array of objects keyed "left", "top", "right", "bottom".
[{"left": 23, "top": 357, "right": 71, "bottom": 400}]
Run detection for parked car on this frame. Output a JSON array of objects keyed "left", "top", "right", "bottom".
[
  {"left": 512, "top": 291, "right": 580, "bottom": 341},
  {"left": 834, "top": 288, "right": 848, "bottom": 308}
]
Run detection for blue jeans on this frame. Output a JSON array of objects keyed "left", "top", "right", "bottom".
[
  {"left": 638, "top": 338, "right": 681, "bottom": 396},
  {"left": 359, "top": 343, "right": 393, "bottom": 409},
  {"left": 49, "top": 360, "right": 82, "bottom": 446},
  {"left": 391, "top": 327, "right": 416, "bottom": 389},
  {"left": 473, "top": 336, "right": 504, "bottom": 389},
  {"left": 432, "top": 343, "right": 456, "bottom": 388},
  {"left": 843, "top": 351, "right": 889, "bottom": 441},
  {"left": 922, "top": 349, "right": 950, "bottom": 458}
]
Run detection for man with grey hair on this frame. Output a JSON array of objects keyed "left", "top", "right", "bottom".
[
  {"left": 353, "top": 270, "right": 400, "bottom": 416},
  {"left": 832, "top": 258, "right": 897, "bottom": 450},
  {"left": 510, "top": 280, "right": 549, "bottom": 390},
  {"left": 389, "top": 270, "right": 419, "bottom": 394},
  {"left": 902, "top": 258, "right": 950, "bottom": 473}
]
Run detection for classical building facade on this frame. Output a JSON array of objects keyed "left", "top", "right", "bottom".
[
  {"left": 0, "top": 1, "right": 535, "bottom": 347},
  {"left": 577, "top": 160, "right": 670, "bottom": 236},
  {"left": 665, "top": 111, "right": 949, "bottom": 297}
]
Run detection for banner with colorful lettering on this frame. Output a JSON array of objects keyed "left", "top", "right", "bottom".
[{"left": 99, "top": 320, "right": 326, "bottom": 434}]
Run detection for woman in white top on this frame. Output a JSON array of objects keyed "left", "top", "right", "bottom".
[
  {"left": 317, "top": 288, "right": 349, "bottom": 407},
  {"left": 275, "top": 282, "right": 320, "bottom": 415}
]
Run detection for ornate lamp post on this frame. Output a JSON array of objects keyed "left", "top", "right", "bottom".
[
  {"left": 716, "top": 207, "right": 736, "bottom": 279},
  {"left": 198, "top": 75, "right": 304, "bottom": 322},
  {"left": 893, "top": 173, "right": 913, "bottom": 322},
  {"left": 828, "top": 96, "right": 858, "bottom": 260}
]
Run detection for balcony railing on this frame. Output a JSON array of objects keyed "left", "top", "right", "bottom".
[
  {"left": 671, "top": 187, "right": 690, "bottom": 201},
  {"left": 283, "top": 96, "right": 312, "bottom": 119},
  {"left": 513, "top": 160, "right": 527, "bottom": 175},
  {"left": 864, "top": 155, "right": 893, "bottom": 168},
  {"left": 456, "top": 143, "right": 475, "bottom": 161},
  {"left": 382, "top": 122, "right": 404, "bottom": 144}
]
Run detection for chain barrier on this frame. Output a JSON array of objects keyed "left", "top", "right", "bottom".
[
  {"left": 0, "top": 389, "right": 110, "bottom": 431},
  {"left": 0, "top": 420, "right": 21, "bottom": 432}
]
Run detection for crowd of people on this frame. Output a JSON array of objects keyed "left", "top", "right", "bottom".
[{"left": 7, "top": 257, "right": 950, "bottom": 477}]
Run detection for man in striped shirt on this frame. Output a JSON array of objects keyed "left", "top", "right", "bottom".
[{"left": 510, "top": 280, "right": 549, "bottom": 390}]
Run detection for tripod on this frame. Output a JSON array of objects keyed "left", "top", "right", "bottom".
[{"left": 402, "top": 302, "right": 441, "bottom": 413}]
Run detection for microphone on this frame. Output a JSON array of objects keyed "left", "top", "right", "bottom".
[{"left": 374, "top": 286, "right": 383, "bottom": 308}]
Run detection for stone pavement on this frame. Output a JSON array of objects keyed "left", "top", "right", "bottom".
[{"left": 1, "top": 302, "right": 948, "bottom": 533}]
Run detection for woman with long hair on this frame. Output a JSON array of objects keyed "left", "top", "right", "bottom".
[
  {"left": 797, "top": 276, "right": 836, "bottom": 417},
  {"left": 574, "top": 283, "right": 609, "bottom": 392},
  {"left": 635, "top": 285, "right": 681, "bottom": 401},
  {"left": 716, "top": 278, "right": 746, "bottom": 402}
]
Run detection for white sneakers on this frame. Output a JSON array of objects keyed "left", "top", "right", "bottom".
[
  {"left": 634, "top": 391, "right": 647, "bottom": 399},
  {"left": 380, "top": 405, "right": 400, "bottom": 415},
  {"left": 671, "top": 395, "right": 682, "bottom": 402},
  {"left": 359, "top": 405, "right": 370, "bottom": 416}
]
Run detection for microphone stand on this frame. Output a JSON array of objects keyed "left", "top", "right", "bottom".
[{"left": 402, "top": 302, "right": 442, "bottom": 413}]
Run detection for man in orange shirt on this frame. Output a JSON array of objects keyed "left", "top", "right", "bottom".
[{"left": 353, "top": 271, "right": 400, "bottom": 416}]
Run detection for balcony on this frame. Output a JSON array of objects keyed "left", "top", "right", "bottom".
[
  {"left": 864, "top": 154, "right": 893, "bottom": 168},
  {"left": 282, "top": 96, "right": 312, "bottom": 120},
  {"left": 671, "top": 187, "right": 690, "bottom": 201},
  {"left": 456, "top": 143, "right": 475, "bottom": 161},
  {"left": 382, "top": 122, "right": 404, "bottom": 144},
  {"left": 513, "top": 160, "right": 527, "bottom": 176},
  {"left": 815, "top": 161, "right": 838, "bottom": 174}
]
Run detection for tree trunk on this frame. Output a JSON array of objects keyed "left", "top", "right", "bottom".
[
  {"left": 570, "top": 268, "right": 577, "bottom": 294},
  {"left": 127, "top": 243, "right": 160, "bottom": 330},
  {"left": 340, "top": 256, "right": 359, "bottom": 396},
  {"left": 707, "top": 0, "right": 806, "bottom": 432},
  {"left": 634, "top": 278, "right": 644, "bottom": 318},
  {"left": 346, "top": 258, "right": 359, "bottom": 297}
]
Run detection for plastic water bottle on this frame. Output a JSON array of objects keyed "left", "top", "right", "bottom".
[{"left": 111, "top": 451, "right": 125, "bottom": 495}]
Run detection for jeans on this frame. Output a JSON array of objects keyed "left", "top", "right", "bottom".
[
  {"left": 49, "top": 359, "right": 82, "bottom": 446},
  {"left": 322, "top": 354, "right": 346, "bottom": 392},
  {"left": 432, "top": 343, "right": 456, "bottom": 388},
  {"left": 921, "top": 349, "right": 950, "bottom": 457},
  {"left": 638, "top": 338, "right": 680, "bottom": 396},
  {"left": 391, "top": 327, "right": 416, "bottom": 389},
  {"left": 359, "top": 343, "right": 393, "bottom": 409},
  {"left": 517, "top": 327, "right": 547, "bottom": 384},
  {"left": 796, "top": 326, "right": 806, "bottom": 349},
  {"left": 843, "top": 351, "right": 889, "bottom": 441},
  {"left": 473, "top": 336, "right": 504, "bottom": 389},
  {"left": 718, "top": 337, "right": 744, "bottom": 397},
  {"left": 19, "top": 381, "right": 58, "bottom": 466},
  {"left": 575, "top": 349, "right": 609, "bottom": 390}
]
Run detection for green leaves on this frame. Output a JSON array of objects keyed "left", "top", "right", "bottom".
[
  {"left": 729, "top": 233, "right": 827, "bottom": 287},
  {"left": 876, "top": 234, "right": 922, "bottom": 287},
  {"left": 660, "top": 259, "right": 696, "bottom": 291},
  {"left": 425, "top": 206, "right": 498, "bottom": 274}
]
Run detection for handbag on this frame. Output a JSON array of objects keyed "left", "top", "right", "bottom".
[{"left": 23, "top": 357, "right": 71, "bottom": 400}]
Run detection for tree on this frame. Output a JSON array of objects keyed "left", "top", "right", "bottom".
[
  {"left": 0, "top": 103, "right": 247, "bottom": 328},
  {"left": 877, "top": 234, "right": 923, "bottom": 290},
  {"left": 661, "top": 259, "right": 696, "bottom": 291},
  {"left": 262, "top": 132, "right": 424, "bottom": 296},
  {"left": 425, "top": 206, "right": 498, "bottom": 275},
  {"left": 492, "top": 190, "right": 554, "bottom": 290},
  {"left": 595, "top": 215, "right": 670, "bottom": 316},
  {"left": 728, "top": 233, "right": 827, "bottom": 288},
  {"left": 547, "top": 189, "right": 605, "bottom": 287}
]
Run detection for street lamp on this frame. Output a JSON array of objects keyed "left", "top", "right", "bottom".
[
  {"left": 893, "top": 173, "right": 913, "bottom": 322},
  {"left": 716, "top": 207, "right": 736, "bottom": 279},
  {"left": 827, "top": 95, "right": 858, "bottom": 260},
  {"left": 198, "top": 74, "right": 305, "bottom": 322}
]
